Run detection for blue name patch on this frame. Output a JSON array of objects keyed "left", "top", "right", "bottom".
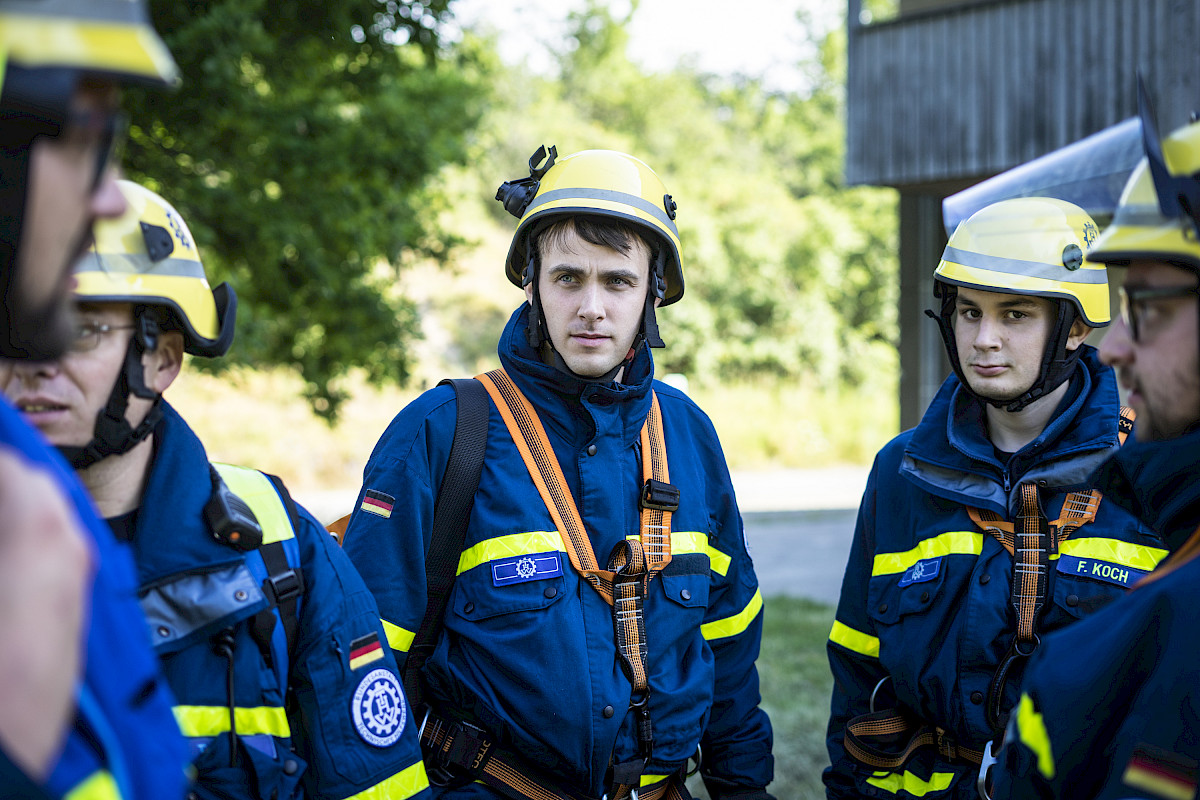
[
  {"left": 1057, "top": 555, "right": 1147, "bottom": 588},
  {"left": 898, "top": 557, "right": 941, "bottom": 587},
  {"left": 492, "top": 552, "right": 563, "bottom": 586}
]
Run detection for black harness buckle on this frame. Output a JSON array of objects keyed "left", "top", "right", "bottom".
[
  {"left": 640, "top": 479, "right": 679, "bottom": 512},
  {"left": 264, "top": 569, "right": 303, "bottom": 605}
]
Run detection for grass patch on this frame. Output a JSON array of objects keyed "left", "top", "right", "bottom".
[{"left": 688, "top": 595, "right": 835, "bottom": 799}]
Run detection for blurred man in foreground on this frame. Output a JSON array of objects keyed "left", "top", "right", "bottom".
[{"left": 0, "top": 1, "right": 189, "bottom": 795}]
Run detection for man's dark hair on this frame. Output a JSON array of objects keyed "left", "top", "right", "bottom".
[{"left": 535, "top": 216, "right": 651, "bottom": 263}]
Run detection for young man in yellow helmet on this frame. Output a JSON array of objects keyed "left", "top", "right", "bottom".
[
  {"left": 1, "top": 180, "right": 433, "bottom": 800},
  {"left": 0, "top": 1, "right": 189, "bottom": 796},
  {"left": 824, "top": 197, "right": 1164, "bottom": 799},
  {"left": 991, "top": 97, "right": 1200, "bottom": 800},
  {"left": 341, "top": 147, "right": 776, "bottom": 799}
]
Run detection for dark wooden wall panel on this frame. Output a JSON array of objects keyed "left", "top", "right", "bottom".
[{"left": 846, "top": 0, "right": 1200, "bottom": 188}]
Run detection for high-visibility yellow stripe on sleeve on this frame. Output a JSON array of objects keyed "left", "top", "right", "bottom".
[
  {"left": 1057, "top": 538, "right": 1168, "bottom": 572},
  {"left": 174, "top": 705, "right": 291, "bottom": 739},
  {"left": 457, "top": 531, "right": 564, "bottom": 575},
  {"left": 1016, "top": 693, "right": 1055, "bottom": 779},
  {"left": 64, "top": 771, "right": 120, "bottom": 800},
  {"left": 344, "top": 760, "right": 430, "bottom": 800},
  {"left": 872, "top": 532, "right": 984, "bottom": 576},
  {"left": 866, "top": 770, "right": 956, "bottom": 796},
  {"left": 829, "top": 619, "right": 880, "bottom": 658},
  {"left": 383, "top": 618, "right": 414, "bottom": 653},
  {"left": 701, "top": 589, "right": 763, "bottom": 640}
]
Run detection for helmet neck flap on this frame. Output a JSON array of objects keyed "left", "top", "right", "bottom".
[{"left": 927, "top": 283, "right": 1084, "bottom": 413}]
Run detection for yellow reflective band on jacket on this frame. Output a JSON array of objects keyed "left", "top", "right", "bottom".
[
  {"left": 641, "top": 773, "right": 671, "bottom": 786},
  {"left": 1015, "top": 693, "right": 1055, "bottom": 779},
  {"left": 865, "top": 770, "right": 956, "bottom": 796},
  {"left": 343, "top": 760, "right": 430, "bottom": 800},
  {"left": 382, "top": 618, "right": 414, "bottom": 653},
  {"left": 211, "top": 463, "right": 295, "bottom": 545},
  {"left": 702, "top": 589, "right": 763, "bottom": 641},
  {"left": 174, "top": 704, "right": 291, "bottom": 739},
  {"left": 1055, "top": 538, "right": 1168, "bottom": 572},
  {"left": 872, "top": 532, "right": 984, "bottom": 576},
  {"left": 628, "top": 531, "right": 731, "bottom": 576},
  {"left": 64, "top": 770, "right": 120, "bottom": 800},
  {"left": 457, "top": 531, "right": 565, "bottom": 575},
  {"left": 829, "top": 619, "right": 880, "bottom": 658}
]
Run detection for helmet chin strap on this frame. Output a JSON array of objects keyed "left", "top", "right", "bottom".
[
  {"left": 927, "top": 285, "right": 1082, "bottom": 414},
  {"left": 57, "top": 314, "right": 164, "bottom": 470}
]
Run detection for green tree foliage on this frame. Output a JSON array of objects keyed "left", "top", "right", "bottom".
[
  {"left": 461, "top": 2, "right": 898, "bottom": 391},
  {"left": 123, "top": 0, "right": 488, "bottom": 418}
]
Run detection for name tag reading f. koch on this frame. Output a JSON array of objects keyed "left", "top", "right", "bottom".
[{"left": 1057, "top": 555, "right": 1148, "bottom": 588}]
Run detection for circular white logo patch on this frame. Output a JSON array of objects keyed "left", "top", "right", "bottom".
[
  {"left": 352, "top": 668, "right": 406, "bottom": 747},
  {"left": 516, "top": 556, "right": 537, "bottom": 579}
]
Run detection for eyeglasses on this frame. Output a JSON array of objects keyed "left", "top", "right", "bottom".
[
  {"left": 1118, "top": 283, "right": 1200, "bottom": 342},
  {"left": 69, "top": 322, "right": 136, "bottom": 353}
]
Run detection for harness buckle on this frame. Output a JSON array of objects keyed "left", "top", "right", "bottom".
[
  {"left": 264, "top": 569, "right": 303, "bottom": 605},
  {"left": 423, "top": 714, "right": 493, "bottom": 788},
  {"left": 640, "top": 479, "right": 679, "bottom": 512}
]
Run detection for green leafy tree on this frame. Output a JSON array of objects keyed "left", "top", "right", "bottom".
[{"left": 124, "top": 0, "right": 489, "bottom": 418}]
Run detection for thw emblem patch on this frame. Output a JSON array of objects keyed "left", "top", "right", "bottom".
[
  {"left": 898, "top": 558, "right": 941, "bottom": 587},
  {"left": 352, "top": 669, "right": 406, "bottom": 747},
  {"left": 492, "top": 552, "right": 562, "bottom": 586}
]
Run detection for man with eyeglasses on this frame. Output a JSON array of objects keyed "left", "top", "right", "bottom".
[
  {"left": 0, "top": 1, "right": 189, "bottom": 796},
  {"left": 991, "top": 98, "right": 1200, "bottom": 800},
  {"left": 2, "top": 179, "right": 433, "bottom": 800}
]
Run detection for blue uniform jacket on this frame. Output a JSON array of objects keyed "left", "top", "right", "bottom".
[
  {"left": 992, "top": 426, "right": 1200, "bottom": 800},
  {"left": 0, "top": 398, "right": 189, "bottom": 799},
  {"left": 125, "top": 403, "right": 430, "bottom": 800},
  {"left": 342, "top": 304, "right": 774, "bottom": 798},
  {"left": 824, "top": 347, "right": 1165, "bottom": 799}
]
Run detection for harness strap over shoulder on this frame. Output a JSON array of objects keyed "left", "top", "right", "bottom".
[
  {"left": 478, "top": 367, "right": 675, "bottom": 771},
  {"left": 210, "top": 464, "right": 304, "bottom": 680},
  {"left": 843, "top": 407, "right": 1139, "bottom": 775}
]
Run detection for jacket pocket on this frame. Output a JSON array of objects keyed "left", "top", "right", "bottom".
[
  {"left": 867, "top": 564, "right": 946, "bottom": 627},
  {"left": 452, "top": 554, "right": 567, "bottom": 621}
]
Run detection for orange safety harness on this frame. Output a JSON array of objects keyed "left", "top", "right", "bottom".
[
  {"left": 843, "top": 407, "right": 1134, "bottom": 778},
  {"left": 417, "top": 369, "right": 689, "bottom": 800}
]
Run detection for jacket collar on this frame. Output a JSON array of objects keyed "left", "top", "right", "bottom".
[
  {"left": 901, "top": 346, "right": 1123, "bottom": 510},
  {"left": 129, "top": 401, "right": 243, "bottom": 587},
  {"left": 1092, "top": 426, "right": 1200, "bottom": 552},
  {"left": 497, "top": 304, "right": 655, "bottom": 449}
]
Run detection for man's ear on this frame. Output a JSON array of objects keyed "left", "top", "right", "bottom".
[
  {"left": 1065, "top": 318, "right": 1092, "bottom": 352},
  {"left": 144, "top": 331, "right": 185, "bottom": 394},
  {"left": 525, "top": 279, "right": 535, "bottom": 306}
]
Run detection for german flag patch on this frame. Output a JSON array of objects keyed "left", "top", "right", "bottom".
[
  {"left": 1123, "top": 742, "right": 1199, "bottom": 800},
  {"left": 360, "top": 489, "right": 394, "bottom": 519},
  {"left": 349, "top": 632, "right": 384, "bottom": 671}
]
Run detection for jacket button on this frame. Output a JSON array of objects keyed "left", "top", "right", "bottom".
[
  {"left": 1037, "top": 479, "right": 1048, "bottom": 487},
  {"left": 1066, "top": 594, "right": 1079, "bottom": 607},
  {"left": 919, "top": 591, "right": 930, "bottom": 603},
  {"left": 587, "top": 444, "right": 598, "bottom": 456},
  {"left": 970, "top": 691, "right": 984, "bottom": 705},
  {"left": 283, "top": 759, "right": 299, "bottom": 775},
  {"left": 464, "top": 602, "right": 475, "bottom": 614},
  {"left": 680, "top": 589, "right": 692, "bottom": 601},
  {"left": 234, "top": 590, "right": 248, "bottom": 602},
  {"left": 544, "top": 586, "right": 557, "bottom": 599},
  {"left": 979, "top": 574, "right": 991, "bottom": 586},
  {"left": 603, "top": 705, "right": 615, "bottom": 718},
  {"left": 878, "top": 603, "right": 888, "bottom": 614},
  {"left": 157, "top": 625, "right": 171, "bottom": 638}
]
